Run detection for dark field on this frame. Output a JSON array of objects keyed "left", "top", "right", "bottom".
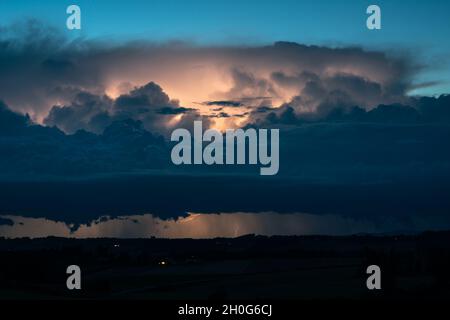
[{"left": 1, "top": 232, "right": 450, "bottom": 300}]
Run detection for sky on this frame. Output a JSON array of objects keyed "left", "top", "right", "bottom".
[
  {"left": 0, "top": 0, "right": 450, "bottom": 96},
  {"left": 2, "top": 1, "right": 450, "bottom": 236}
]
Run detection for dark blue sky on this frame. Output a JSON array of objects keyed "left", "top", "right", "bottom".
[{"left": 1, "top": 0, "right": 450, "bottom": 95}]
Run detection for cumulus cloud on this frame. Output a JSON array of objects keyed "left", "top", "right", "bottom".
[
  {"left": 0, "top": 21, "right": 107, "bottom": 121},
  {"left": 44, "top": 82, "right": 209, "bottom": 135},
  {"left": 0, "top": 100, "right": 170, "bottom": 176},
  {"left": 248, "top": 94, "right": 450, "bottom": 127},
  {"left": 0, "top": 100, "right": 31, "bottom": 134},
  {"left": 44, "top": 91, "right": 113, "bottom": 134},
  {"left": 0, "top": 20, "right": 423, "bottom": 131}
]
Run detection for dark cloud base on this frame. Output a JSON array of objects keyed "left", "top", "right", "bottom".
[{"left": 1, "top": 173, "right": 450, "bottom": 225}]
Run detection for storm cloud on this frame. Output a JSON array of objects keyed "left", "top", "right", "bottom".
[
  {"left": 43, "top": 81, "right": 207, "bottom": 135},
  {"left": 0, "top": 20, "right": 421, "bottom": 130},
  {"left": 2, "top": 20, "right": 450, "bottom": 229}
]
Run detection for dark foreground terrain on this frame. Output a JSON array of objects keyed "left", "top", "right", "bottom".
[{"left": 1, "top": 232, "right": 450, "bottom": 300}]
